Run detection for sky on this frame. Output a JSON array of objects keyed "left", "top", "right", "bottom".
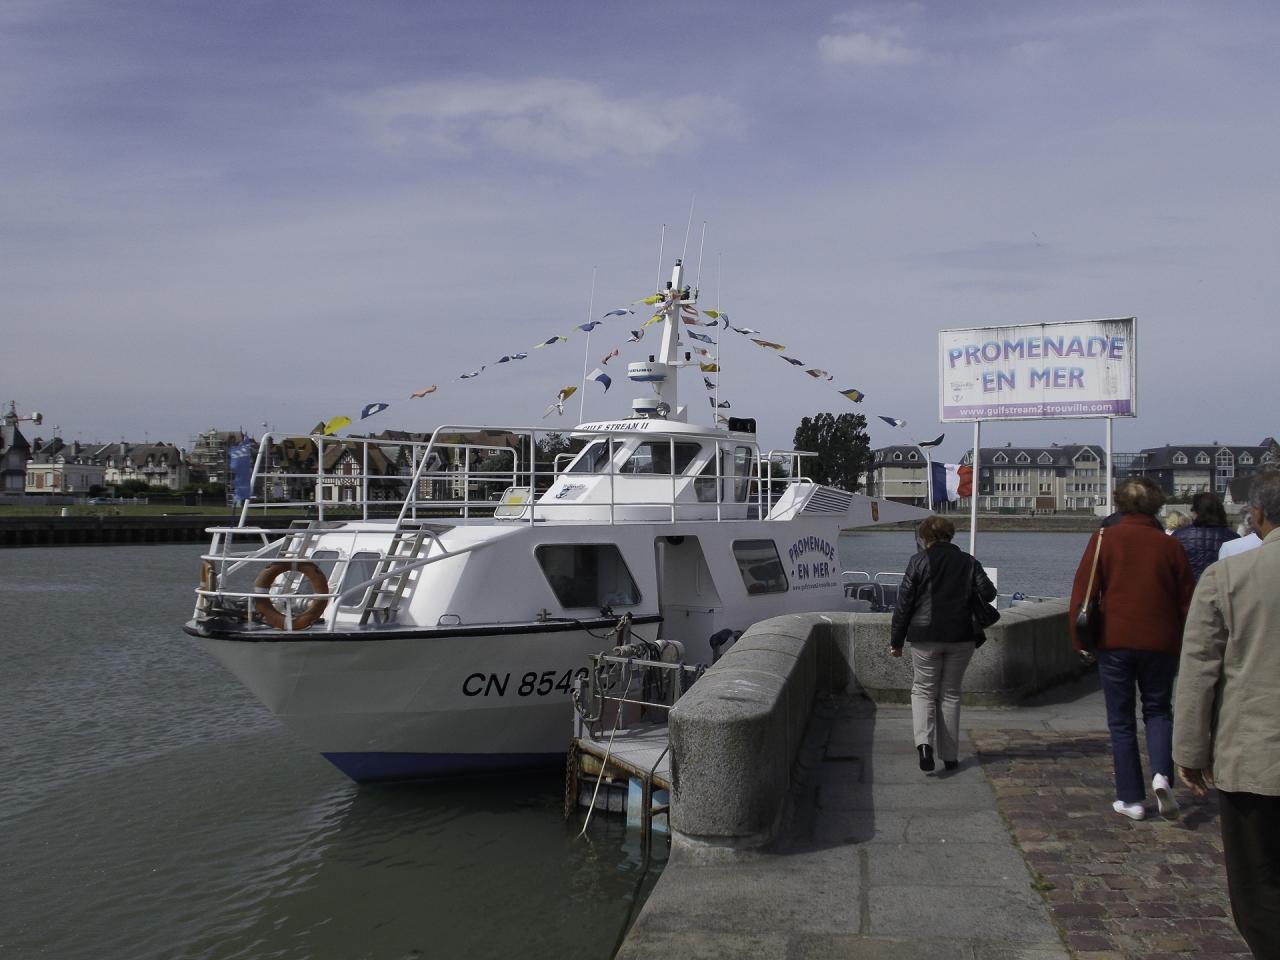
[{"left": 4, "top": 0, "right": 1277, "bottom": 463}]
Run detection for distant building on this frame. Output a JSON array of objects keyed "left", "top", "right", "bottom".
[
  {"left": 959, "top": 443, "right": 1107, "bottom": 512},
  {"left": 1129, "top": 441, "right": 1276, "bottom": 498},
  {"left": 94, "top": 441, "right": 190, "bottom": 490},
  {"left": 25, "top": 439, "right": 106, "bottom": 494},
  {"left": 866, "top": 445, "right": 930, "bottom": 506},
  {"left": 0, "top": 411, "right": 32, "bottom": 493},
  {"left": 188, "top": 429, "right": 247, "bottom": 485}
]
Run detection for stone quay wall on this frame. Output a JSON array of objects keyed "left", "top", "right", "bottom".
[{"left": 667, "top": 602, "right": 1077, "bottom": 848}]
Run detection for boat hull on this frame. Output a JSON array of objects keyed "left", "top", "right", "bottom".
[{"left": 199, "top": 620, "right": 660, "bottom": 781}]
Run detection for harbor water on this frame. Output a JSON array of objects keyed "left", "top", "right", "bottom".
[{"left": 0, "top": 531, "right": 1088, "bottom": 959}]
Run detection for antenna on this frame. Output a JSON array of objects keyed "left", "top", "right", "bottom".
[
  {"left": 715, "top": 253, "right": 722, "bottom": 417},
  {"left": 694, "top": 222, "right": 707, "bottom": 295},
  {"left": 681, "top": 196, "right": 696, "bottom": 264},
  {"left": 654, "top": 224, "right": 667, "bottom": 292},
  {"left": 578, "top": 266, "right": 597, "bottom": 422}
]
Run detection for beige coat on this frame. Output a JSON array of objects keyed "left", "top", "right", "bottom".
[{"left": 1173, "top": 527, "right": 1280, "bottom": 795}]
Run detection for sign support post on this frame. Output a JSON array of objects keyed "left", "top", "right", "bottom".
[
  {"left": 1105, "top": 416, "right": 1114, "bottom": 514},
  {"left": 969, "top": 420, "right": 980, "bottom": 556}
]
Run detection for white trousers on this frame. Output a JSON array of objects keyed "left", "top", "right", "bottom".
[{"left": 909, "top": 641, "right": 976, "bottom": 762}]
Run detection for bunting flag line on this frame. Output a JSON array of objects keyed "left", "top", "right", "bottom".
[
  {"left": 458, "top": 369, "right": 484, "bottom": 380},
  {"left": 688, "top": 331, "right": 716, "bottom": 344},
  {"left": 717, "top": 400, "right": 731, "bottom": 409},
  {"left": 780, "top": 355, "right": 805, "bottom": 366},
  {"left": 642, "top": 313, "right": 664, "bottom": 328},
  {"left": 690, "top": 346, "right": 712, "bottom": 357},
  {"left": 602, "top": 308, "right": 634, "bottom": 318},
  {"left": 699, "top": 362, "right": 720, "bottom": 372},
  {"left": 751, "top": 338, "right": 785, "bottom": 351},
  {"left": 323, "top": 415, "right": 352, "bottom": 435},
  {"left": 588, "top": 368, "right": 612, "bottom": 392},
  {"left": 577, "top": 320, "right": 602, "bottom": 332},
  {"left": 730, "top": 325, "right": 759, "bottom": 335},
  {"left": 878, "top": 416, "right": 907, "bottom": 427},
  {"left": 360, "top": 402, "right": 390, "bottom": 420},
  {"left": 806, "top": 369, "right": 833, "bottom": 380},
  {"left": 536, "top": 335, "right": 568, "bottom": 348},
  {"left": 839, "top": 388, "right": 865, "bottom": 402},
  {"left": 409, "top": 385, "right": 438, "bottom": 398},
  {"left": 637, "top": 294, "right": 663, "bottom": 305},
  {"left": 703, "top": 377, "right": 716, "bottom": 390},
  {"left": 920, "top": 433, "right": 946, "bottom": 447},
  {"left": 600, "top": 348, "right": 620, "bottom": 365},
  {"left": 627, "top": 329, "right": 645, "bottom": 342}
]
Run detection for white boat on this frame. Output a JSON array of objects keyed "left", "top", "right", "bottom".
[{"left": 185, "top": 257, "right": 927, "bottom": 781}]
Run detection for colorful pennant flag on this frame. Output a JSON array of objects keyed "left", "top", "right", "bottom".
[
  {"left": 577, "top": 320, "right": 602, "bottom": 332},
  {"left": 878, "top": 416, "right": 907, "bottom": 427},
  {"left": 920, "top": 433, "right": 945, "bottom": 447},
  {"left": 780, "top": 355, "right": 805, "bottom": 366},
  {"left": 806, "top": 369, "right": 833, "bottom": 380},
  {"left": 699, "top": 362, "right": 720, "bottom": 373},
  {"left": 323, "top": 416, "right": 352, "bottom": 435},
  {"left": 716, "top": 400, "right": 731, "bottom": 409},
  {"left": 642, "top": 313, "right": 664, "bottom": 328},
  {"left": 542, "top": 385, "right": 579, "bottom": 419},
  {"left": 602, "top": 308, "right": 633, "bottom": 318},
  {"left": 839, "top": 388, "right": 865, "bottom": 402},
  {"left": 638, "top": 294, "right": 663, "bottom": 305},
  {"left": 409, "top": 385, "right": 438, "bottom": 398},
  {"left": 627, "top": 329, "right": 645, "bottom": 343},
  {"left": 536, "top": 335, "right": 568, "bottom": 348},
  {"left": 730, "top": 325, "right": 759, "bottom": 335},
  {"left": 703, "top": 377, "right": 716, "bottom": 390},
  {"left": 600, "top": 348, "right": 620, "bottom": 365},
  {"left": 360, "top": 402, "right": 389, "bottom": 419},
  {"left": 702, "top": 309, "right": 725, "bottom": 320},
  {"left": 688, "top": 331, "right": 716, "bottom": 344},
  {"left": 588, "top": 368, "right": 612, "bottom": 392},
  {"left": 751, "top": 338, "right": 785, "bottom": 351},
  {"left": 458, "top": 369, "right": 484, "bottom": 379}
]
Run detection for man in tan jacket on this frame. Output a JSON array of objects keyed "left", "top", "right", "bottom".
[{"left": 1174, "top": 470, "right": 1280, "bottom": 959}]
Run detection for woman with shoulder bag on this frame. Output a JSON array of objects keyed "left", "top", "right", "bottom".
[
  {"left": 889, "top": 515, "right": 996, "bottom": 773},
  {"left": 1069, "top": 477, "right": 1195, "bottom": 821}
]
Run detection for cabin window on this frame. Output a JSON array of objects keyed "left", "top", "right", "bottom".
[
  {"left": 695, "top": 455, "right": 719, "bottom": 502},
  {"left": 536, "top": 544, "right": 640, "bottom": 610},
  {"left": 333, "top": 551, "right": 381, "bottom": 608},
  {"left": 620, "top": 440, "right": 701, "bottom": 475},
  {"left": 732, "top": 539, "right": 789, "bottom": 595},
  {"left": 734, "top": 447, "right": 753, "bottom": 502},
  {"left": 565, "top": 440, "right": 615, "bottom": 474}
]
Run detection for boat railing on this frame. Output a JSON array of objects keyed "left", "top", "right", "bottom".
[
  {"left": 223, "top": 426, "right": 820, "bottom": 530},
  {"left": 572, "top": 645, "right": 703, "bottom": 741}
]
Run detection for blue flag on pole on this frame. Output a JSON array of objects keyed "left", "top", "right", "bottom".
[{"left": 228, "top": 439, "right": 254, "bottom": 504}]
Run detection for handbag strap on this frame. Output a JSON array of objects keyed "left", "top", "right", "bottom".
[{"left": 1082, "top": 528, "right": 1105, "bottom": 601}]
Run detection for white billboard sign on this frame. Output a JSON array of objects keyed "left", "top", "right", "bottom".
[{"left": 938, "top": 318, "right": 1136, "bottom": 422}]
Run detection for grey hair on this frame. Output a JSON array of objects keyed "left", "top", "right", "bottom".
[{"left": 1248, "top": 470, "right": 1280, "bottom": 525}]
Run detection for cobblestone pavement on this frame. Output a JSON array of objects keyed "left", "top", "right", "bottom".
[{"left": 972, "top": 729, "right": 1250, "bottom": 959}]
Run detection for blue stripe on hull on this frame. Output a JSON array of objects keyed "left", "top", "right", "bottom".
[{"left": 322, "top": 751, "right": 565, "bottom": 782}]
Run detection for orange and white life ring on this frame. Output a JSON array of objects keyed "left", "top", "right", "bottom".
[{"left": 253, "top": 561, "right": 329, "bottom": 631}]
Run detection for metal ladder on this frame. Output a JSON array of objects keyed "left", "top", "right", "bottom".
[{"left": 359, "top": 523, "right": 432, "bottom": 625}]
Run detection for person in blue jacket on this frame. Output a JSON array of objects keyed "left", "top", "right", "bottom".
[{"left": 1172, "top": 492, "right": 1238, "bottom": 582}]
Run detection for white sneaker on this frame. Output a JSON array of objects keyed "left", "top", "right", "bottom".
[
  {"left": 1152, "top": 774, "right": 1179, "bottom": 819},
  {"left": 1113, "top": 799, "right": 1146, "bottom": 821}
]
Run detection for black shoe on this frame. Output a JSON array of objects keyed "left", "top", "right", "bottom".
[
  {"left": 944, "top": 760, "right": 959, "bottom": 771},
  {"left": 917, "top": 744, "right": 935, "bottom": 771}
]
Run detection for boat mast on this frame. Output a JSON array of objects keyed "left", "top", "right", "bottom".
[{"left": 627, "top": 259, "right": 692, "bottom": 422}]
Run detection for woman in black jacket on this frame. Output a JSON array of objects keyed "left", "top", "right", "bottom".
[
  {"left": 1171, "top": 491, "right": 1238, "bottom": 582},
  {"left": 889, "top": 515, "right": 996, "bottom": 772}
]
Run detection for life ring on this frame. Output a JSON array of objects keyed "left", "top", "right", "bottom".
[{"left": 253, "top": 561, "right": 329, "bottom": 631}]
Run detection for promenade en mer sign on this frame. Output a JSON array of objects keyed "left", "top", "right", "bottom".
[{"left": 938, "top": 318, "right": 1137, "bottom": 423}]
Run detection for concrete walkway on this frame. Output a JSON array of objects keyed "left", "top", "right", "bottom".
[{"left": 617, "top": 676, "right": 1247, "bottom": 959}]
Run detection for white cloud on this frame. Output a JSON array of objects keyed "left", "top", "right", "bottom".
[
  {"left": 343, "top": 78, "right": 739, "bottom": 163},
  {"left": 817, "top": 27, "right": 922, "bottom": 66}
]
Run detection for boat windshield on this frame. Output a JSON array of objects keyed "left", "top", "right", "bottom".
[
  {"left": 564, "top": 440, "right": 615, "bottom": 474},
  {"left": 620, "top": 441, "right": 701, "bottom": 475}
]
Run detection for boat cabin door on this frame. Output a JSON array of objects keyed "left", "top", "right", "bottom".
[{"left": 653, "top": 535, "right": 722, "bottom": 665}]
